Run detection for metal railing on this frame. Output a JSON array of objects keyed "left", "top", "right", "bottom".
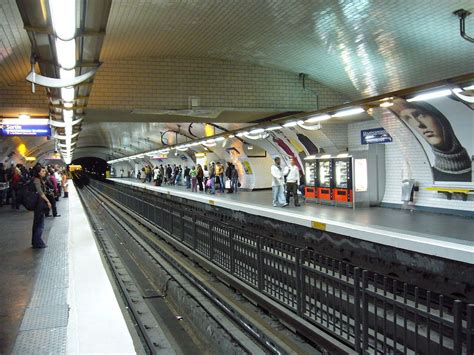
[{"left": 91, "top": 180, "right": 474, "bottom": 354}]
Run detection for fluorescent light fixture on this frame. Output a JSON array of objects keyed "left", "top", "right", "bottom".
[
  {"left": 379, "top": 101, "right": 393, "bottom": 108},
  {"left": 190, "top": 142, "right": 201, "bottom": 146},
  {"left": 337, "top": 153, "right": 350, "bottom": 158},
  {"left": 228, "top": 134, "right": 235, "bottom": 138},
  {"left": 55, "top": 38, "right": 76, "bottom": 69},
  {"left": 283, "top": 120, "right": 303, "bottom": 128},
  {"left": 331, "top": 107, "right": 365, "bottom": 117},
  {"left": 18, "top": 114, "right": 30, "bottom": 120},
  {"left": 215, "top": 136, "right": 225, "bottom": 142},
  {"left": 206, "top": 139, "right": 216, "bottom": 144},
  {"left": 297, "top": 122, "right": 321, "bottom": 131},
  {"left": 63, "top": 102, "right": 73, "bottom": 108},
  {"left": 195, "top": 152, "right": 206, "bottom": 158},
  {"left": 236, "top": 132, "right": 248, "bottom": 137},
  {"left": 265, "top": 125, "right": 281, "bottom": 131},
  {"left": 59, "top": 68, "right": 75, "bottom": 80},
  {"left": 249, "top": 128, "right": 265, "bottom": 134},
  {"left": 304, "top": 155, "right": 317, "bottom": 160},
  {"left": 247, "top": 145, "right": 253, "bottom": 150},
  {"left": 305, "top": 114, "right": 331, "bottom": 123},
  {"left": 49, "top": 0, "right": 76, "bottom": 40},
  {"left": 406, "top": 89, "right": 452, "bottom": 102},
  {"left": 3, "top": 118, "right": 49, "bottom": 125},
  {"left": 320, "top": 154, "right": 332, "bottom": 159},
  {"left": 61, "top": 87, "right": 75, "bottom": 102}
]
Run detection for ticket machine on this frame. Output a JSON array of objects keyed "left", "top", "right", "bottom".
[
  {"left": 317, "top": 158, "right": 333, "bottom": 204},
  {"left": 304, "top": 161, "right": 318, "bottom": 200},
  {"left": 333, "top": 157, "right": 352, "bottom": 206}
]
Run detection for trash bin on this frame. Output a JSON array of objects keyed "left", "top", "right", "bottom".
[{"left": 401, "top": 179, "right": 416, "bottom": 203}]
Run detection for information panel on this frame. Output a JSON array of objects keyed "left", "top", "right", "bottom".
[{"left": 360, "top": 127, "right": 393, "bottom": 144}]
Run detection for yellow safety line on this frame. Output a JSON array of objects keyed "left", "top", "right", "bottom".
[{"left": 425, "top": 187, "right": 473, "bottom": 193}]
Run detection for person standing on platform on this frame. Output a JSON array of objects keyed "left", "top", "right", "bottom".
[
  {"left": 190, "top": 166, "right": 198, "bottom": 192},
  {"left": 215, "top": 162, "right": 225, "bottom": 193},
  {"left": 230, "top": 163, "right": 239, "bottom": 193},
  {"left": 54, "top": 167, "right": 62, "bottom": 198},
  {"left": 0, "top": 163, "right": 7, "bottom": 207},
  {"left": 284, "top": 158, "right": 301, "bottom": 206},
  {"left": 32, "top": 165, "right": 51, "bottom": 248},
  {"left": 120, "top": 168, "right": 124, "bottom": 178},
  {"left": 208, "top": 162, "right": 216, "bottom": 194},
  {"left": 196, "top": 164, "right": 204, "bottom": 191},
  {"left": 203, "top": 165, "right": 209, "bottom": 192},
  {"left": 153, "top": 165, "right": 160, "bottom": 186},
  {"left": 10, "top": 166, "right": 21, "bottom": 209},
  {"left": 44, "top": 169, "right": 60, "bottom": 217},
  {"left": 271, "top": 157, "right": 287, "bottom": 207},
  {"left": 61, "top": 170, "right": 69, "bottom": 198},
  {"left": 184, "top": 166, "right": 191, "bottom": 189}
]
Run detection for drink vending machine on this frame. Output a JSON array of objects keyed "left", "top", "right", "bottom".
[
  {"left": 333, "top": 157, "right": 352, "bottom": 206},
  {"left": 303, "top": 144, "right": 385, "bottom": 208},
  {"left": 304, "top": 161, "right": 318, "bottom": 200},
  {"left": 317, "top": 158, "right": 333, "bottom": 204}
]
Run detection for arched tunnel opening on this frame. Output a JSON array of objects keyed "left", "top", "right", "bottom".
[{"left": 72, "top": 156, "right": 108, "bottom": 178}]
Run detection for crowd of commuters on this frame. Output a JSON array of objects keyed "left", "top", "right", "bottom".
[
  {"left": 0, "top": 162, "right": 69, "bottom": 249},
  {"left": 136, "top": 161, "right": 240, "bottom": 194},
  {"left": 129, "top": 157, "right": 303, "bottom": 208}
]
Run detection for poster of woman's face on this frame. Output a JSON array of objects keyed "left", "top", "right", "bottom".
[{"left": 389, "top": 97, "right": 473, "bottom": 184}]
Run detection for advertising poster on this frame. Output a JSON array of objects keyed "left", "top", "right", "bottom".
[{"left": 388, "top": 96, "right": 473, "bottom": 185}]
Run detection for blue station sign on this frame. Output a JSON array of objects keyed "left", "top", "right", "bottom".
[
  {"left": 0, "top": 123, "right": 51, "bottom": 137},
  {"left": 361, "top": 127, "right": 392, "bottom": 144}
]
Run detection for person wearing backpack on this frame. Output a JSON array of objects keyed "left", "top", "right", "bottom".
[{"left": 32, "top": 165, "right": 51, "bottom": 248}]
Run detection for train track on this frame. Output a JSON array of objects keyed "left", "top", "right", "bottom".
[{"left": 76, "top": 181, "right": 328, "bottom": 354}]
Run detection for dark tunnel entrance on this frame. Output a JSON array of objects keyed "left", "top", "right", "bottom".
[{"left": 72, "top": 157, "right": 108, "bottom": 181}]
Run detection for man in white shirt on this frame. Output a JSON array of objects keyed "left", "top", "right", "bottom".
[
  {"left": 284, "top": 158, "right": 301, "bottom": 206},
  {"left": 270, "top": 157, "right": 288, "bottom": 207}
]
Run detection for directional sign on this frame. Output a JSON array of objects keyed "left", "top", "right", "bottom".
[
  {"left": 360, "top": 127, "right": 392, "bottom": 144},
  {"left": 0, "top": 123, "right": 51, "bottom": 136}
]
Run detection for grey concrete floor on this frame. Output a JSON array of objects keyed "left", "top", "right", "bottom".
[
  {"left": 0, "top": 200, "right": 65, "bottom": 354},
  {"left": 117, "top": 178, "right": 474, "bottom": 245}
]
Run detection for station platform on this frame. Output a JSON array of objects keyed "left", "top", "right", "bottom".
[
  {"left": 109, "top": 178, "right": 474, "bottom": 265},
  {"left": 0, "top": 183, "right": 137, "bottom": 354}
]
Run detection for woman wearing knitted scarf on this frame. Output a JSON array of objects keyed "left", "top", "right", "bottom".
[{"left": 390, "top": 98, "right": 472, "bottom": 182}]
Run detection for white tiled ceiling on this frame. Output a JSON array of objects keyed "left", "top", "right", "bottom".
[
  {"left": 0, "top": 0, "right": 31, "bottom": 85},
  {"left": 100, "top": 0, "right": 474, "bottom": 99},
  {"left": 2, "top": 0, "right": 473, "bottom": 98}
]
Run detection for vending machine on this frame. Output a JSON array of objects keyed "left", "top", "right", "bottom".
[
  {"left": 317, "top": 158, "right": 333, "bottom": 204},
  {"left": 332, "top": 157, "right": 353, "bottom": 206},
  {"left": 304, "top": 161, "right": 318, "bottom": 200}
]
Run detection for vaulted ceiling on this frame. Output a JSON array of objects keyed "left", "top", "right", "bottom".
[
  {"left": 2, "top": 0, "right": 474, "bottom": 98},
  {"left": 1, "top": 0, "right": 473, "bottom": 162}
]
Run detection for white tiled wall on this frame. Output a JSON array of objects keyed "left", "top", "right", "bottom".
[
  {"left": 88, "top": 57, "right": 347, "bottom": 111},
  {"left": 348, "top": 111, "right": 474, "bottom": 212}
]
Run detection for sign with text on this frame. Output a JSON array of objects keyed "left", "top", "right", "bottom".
[
  {"left": 0, "top": 123, "right": 51, "bottom": 137},
  {"left": 361, "top": 128, "right": 392, "bottom": 144}
]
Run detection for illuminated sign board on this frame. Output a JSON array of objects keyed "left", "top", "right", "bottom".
[
  {"left": 360, "top": 128, "right": 392, "bottom": 144},
  {"left": 0, "top": 118, "right": 51, "bottom": 137}
]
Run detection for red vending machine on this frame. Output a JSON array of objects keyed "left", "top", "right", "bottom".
[
  {"left": 317, "top": 158, "right": 333, "bottom": 204},
  {"left": 333, "top": 156, "right": 353, "bottom": 206},
  {"left": 304, "top": 161, "right": 318, "bottom": 200}
]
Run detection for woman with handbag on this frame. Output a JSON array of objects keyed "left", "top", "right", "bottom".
[{"left": 32, "top": 165, "right": 51, "bottom": 248}]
